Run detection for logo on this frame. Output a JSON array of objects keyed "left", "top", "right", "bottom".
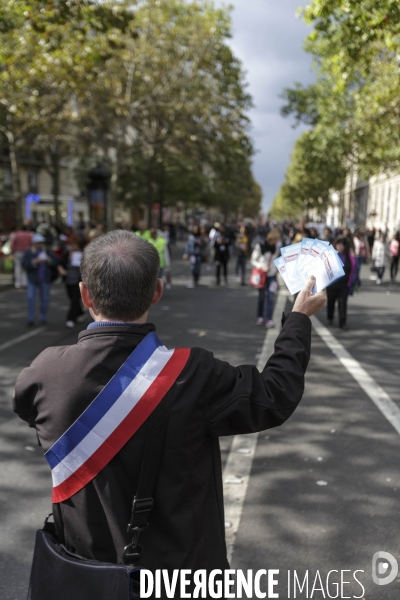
[{"left": 372, "top": 551, "right": 398, "bottom": 586}]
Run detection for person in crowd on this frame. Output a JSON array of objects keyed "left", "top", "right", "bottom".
[
  {"left": 161, "top": 224, "right": 173, "bottom": 289},
  {"left": 162, "top": 223, "right": 171, "bottom": 248},
  {"left": 183, "top": 225, "right": 206, "bottom": 288},
  {"left": 353, "top": 230, "right": 370, "bottom": 289},
  {"left": 36, "top": 220, "right": 57, "bottom": 249},
  {"left": 135, "top": 220, "right": 151, "bottom": 241},
  {"left": 13, "top": 230, "right": 326, "bottom": 587},
  {"left": 88, "top": 223, "right": 104, "bottom": 241},
  {"left": 58, "top": 235, "right": 85, "bottom": 328},
  {"left": 76, "top": 224, "right": 88, "bottom": 249},
  {"left": 322, "top": 227, "right": 334, "bottom": 244},
  {"left": 389, "top": 232, "right": 400, "bottom": 282},
  {"left": 326, "top": 237, "right": 356, "bottom": 330},
  {"left": 372, "top": 233, "right": 388, "bottom": 285},
  {"left": 214, "top": 225, "right": 230, "bottom": 285},
  {"left": 22, "top": 233, "right": 59, "bottom": 326},
  {"left": 235, "top": 225, "right": 249, "bottom": 285},
  {"left": 169, "top": 222, "right": 176, "bottom": 245},
  {"left": 10, "top": 224, "right": 32, "bottom": 289},
  {"left": 292, "top": 221, "right": 311, "bottom": 244},
  {"left": 251, "top": 229, "right": 281, "bottom": 328},
  {"left": 366, "top": 229, "right": 376, "bottom": 255},
  {"left": 208, "top": 222, "right": 220, "bottom": 249},
  {"left": 147, "top": 228, "right": 170, "bottom": 282}
]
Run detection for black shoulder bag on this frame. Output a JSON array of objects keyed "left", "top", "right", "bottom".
[{"left": 27, "top": 394, "right": 172, "bottom": 600}]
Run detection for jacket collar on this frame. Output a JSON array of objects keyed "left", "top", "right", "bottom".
[{"left": 77, "top": 322, "right": 156, "bottom": 343}]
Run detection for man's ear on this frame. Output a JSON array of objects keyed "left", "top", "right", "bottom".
[
  {"left": 79, "top": 282, "right": 94, "bottom": 310},
  {"left": 150, "top": 278, "right": 163, "bottom": 306}
]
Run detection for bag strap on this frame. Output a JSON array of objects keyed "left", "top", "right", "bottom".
[{"left": 123, "top": 393, "right": 173, "bottom": 566}]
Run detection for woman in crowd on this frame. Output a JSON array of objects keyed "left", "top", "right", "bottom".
[
  {"left": 214, "top": 225, "right": 231, "bottom": 285},
  {"left": 372, "top": 233, "right": 387, "bottom": 285},
  {"left": 235, "top": 224, "right": 249, "bottom": 286},
  {"left": 389, "top": 232, "right": 399, "bottom": 282},
  {"left": 58, "top": 235, "right": 85, "bottom": 328},
  {"left": 326, "top": 237, "right": 356, "bottom": 331},
  {"left": 250, "top": 229, "right": 281, "bottom": 329},
  {"left": 183, "top": 225, "right": 206, "bottom": 288},
  {"left": 353, "top": 230, "right": 370, "bottom": 288}
]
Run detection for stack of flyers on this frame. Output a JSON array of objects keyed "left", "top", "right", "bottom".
[{"left": 274, "top": 238, "right": 345, "bottom": 295}]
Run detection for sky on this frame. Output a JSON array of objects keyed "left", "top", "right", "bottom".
[{"left": 214, "top": 0, "right": 315, "bottom": 213}]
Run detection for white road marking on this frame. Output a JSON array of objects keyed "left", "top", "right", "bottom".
[
  {"left": 223, "top": 290, "right": 288, "bottom": 562},
  {"left": 311, "top": 315, "right": 400, "bottom": 435},
  {"left": 0, "top": 327, "right": 46, "bottom": 353}
]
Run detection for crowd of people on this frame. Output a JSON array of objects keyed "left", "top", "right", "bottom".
[
  {"left": 180, "top": 220, "right": 399, "bottom": 331},
  {"left": 2, "top": 217, "right": 399, "bottom": 331},
  {"left": 266, "top": 221, "right": 399, "bottom": 331}
]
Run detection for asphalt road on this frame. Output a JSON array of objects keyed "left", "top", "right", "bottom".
[{"left": 0, "top": 250, "right": 399, "bottom": 600}]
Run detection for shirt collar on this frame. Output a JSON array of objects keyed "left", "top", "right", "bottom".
[{"left": 87, "top": 321, "right": 141, "bottom": 329}]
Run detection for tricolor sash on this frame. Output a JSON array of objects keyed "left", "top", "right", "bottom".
[{"left": 45, "top": 332, "right": 190, "bottom": 503}]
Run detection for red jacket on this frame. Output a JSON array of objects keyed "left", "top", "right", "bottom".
[{"left": 11, "top": 230, "right": 32, "bottom": 252}]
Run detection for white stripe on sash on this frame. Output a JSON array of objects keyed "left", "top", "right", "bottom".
[{"left": 51, "top": 345, "right": 173, "bottom": 488}]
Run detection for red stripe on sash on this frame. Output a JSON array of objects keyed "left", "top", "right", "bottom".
[{"left": 52, "top": 348, "right": 190, "bottom": 503}]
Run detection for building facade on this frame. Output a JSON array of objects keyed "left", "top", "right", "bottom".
[
  {"left": 0, "top": 152, "right": 89, "bottom": 231},
  {"left": 326, "top": 169, "right": 400, "bottom": 235}
]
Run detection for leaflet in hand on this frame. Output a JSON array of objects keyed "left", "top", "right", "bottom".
[{"left": 274, "top": 239, "right": 345, "bottom": 295}]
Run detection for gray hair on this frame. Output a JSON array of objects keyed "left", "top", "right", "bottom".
[{"left": 81, "top": 230, "right": 160, "bottom": 321}]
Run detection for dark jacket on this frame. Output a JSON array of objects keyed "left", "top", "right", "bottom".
[
  {"left": 327, "top": 252, "right": 352, "bottom": 292},
  {"left": 214, "top": 235, "right": 230, "bottom": 262},
  {"left": 13, "top": 314, "right": 311, "bottom": 573},
  {"left": 22, "top": 248, "right": 59, "bottom": 284},
  {"left": 60, "top": 250, "right": 82, "bottom": 285}
]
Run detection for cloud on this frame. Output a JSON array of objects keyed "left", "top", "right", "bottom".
[{"left": 215, "top": 0, "right": 314, "bottom": 211}]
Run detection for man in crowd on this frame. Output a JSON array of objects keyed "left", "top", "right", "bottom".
[
  {"left": 135, "top": 220, "right": 151, "bottom": 240},
  {"left": 235, "top": 224, "right": 249, "bottom": 285},
  {"left": 147, "top": 227, "right": 170, "bottom": 280},
  {"left": 22, "top": 233, "right": 59, "bottom": 326},
  {"left": 10, "top": 224, "right": 32, "bottom": 289},
  {"left": 14, "top": 231, "right": 326, "bottom": 591}
]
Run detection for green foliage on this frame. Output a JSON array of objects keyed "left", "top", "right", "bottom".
[
  {"left": 0, "top": 0, "right": 261, "bottom": 224},
  {"left": 271, "top": 129, "right": 347, "bottom": 219},
  {"left": 278, "top": 0, "right": 400, "bottom": 217}
]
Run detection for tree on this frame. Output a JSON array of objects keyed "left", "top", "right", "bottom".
[
  {"left": 76, "top": 0, "right": 255, "bottom": 225},
  {"left": 278, "top": 0, "right": 400, "bottom": 216},
  {"left": 0, "top": 0, "right": 259, "bottom": 227},
  {"left": 0, "top": 0, "right": 133, "bottom": 224},
  {"left": 270, "top": 129, "right": 347, "bottom": 219}
]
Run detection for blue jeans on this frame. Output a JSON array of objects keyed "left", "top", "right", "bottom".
[
  {"left": 27, "top": 281, "right": 50, "bottom": 323},
  {"left": 236, "top": 256, "right": 247, "bottom": 283},
  {"left": 354, "top": 256, "right": 365, "bottom": 286},
  {"left": 257, "top": 276, "right": 278, "bottom": 321},
  {"left": 190, "top": 254, "right": 202, "bottom": 283}
]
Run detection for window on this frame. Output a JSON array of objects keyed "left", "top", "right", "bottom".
[
  {"left": 28, "top": 169, "right": 38, "bottom": 194},
  {"left": 3, "top": 167, "right": 13, "bottom": 189}
]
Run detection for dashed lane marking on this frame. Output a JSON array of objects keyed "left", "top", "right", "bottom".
[
  {"left": 311, "top": 315, "right": 400, "bottom": 435},
  {"left": 223, "top": 290, "right": 289, "bottom": 562},
  {"left": 0, "top": 327, "right": 46, "bottom": 354}
]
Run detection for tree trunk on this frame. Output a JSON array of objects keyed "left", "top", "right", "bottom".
[
  {"left": 50, "top": 147, "right": 61, "bottom": 225},
  {"left": 107, "top": 160, "right": 117, "bottom": 232},
  {"left": 158, "top": 164, "right": 165, "bottom": 229},
  {"left": 4, "top": 116, "right": 23, "bottom": 226},
  {"left": 147, "top": 162, "right": 154, "bottom": 229}
]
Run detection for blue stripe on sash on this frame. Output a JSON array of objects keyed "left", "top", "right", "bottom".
[{"left": 45, "top": 332, "right": 162, "bottom": 469}]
